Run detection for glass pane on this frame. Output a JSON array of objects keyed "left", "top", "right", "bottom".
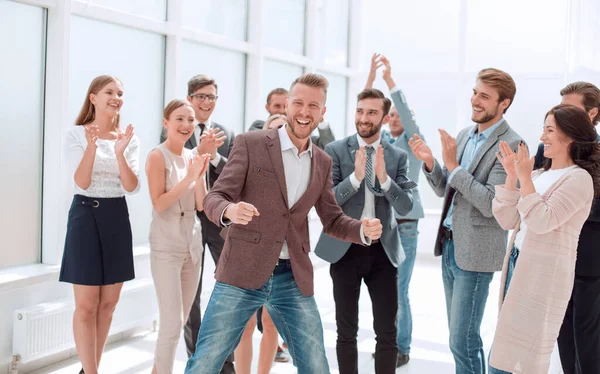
[
  {"left": 316, "top": 0, "right": 349, "bottom": 67},
  {"left": 317, "top": 72, "right": 347, "bottom": 139},
  {"left": 69, "top": 16, "right": 166, "bottom": 246},
  {"left": 465, "top": 0, "right": 567, "bottom": 73},
  {"left": 362, "top": 0, "right": 461, "bottom": 72},
  {"left": 0, "top": 1, "right": 45, "bottom": 269},
  {"left": 88, "top": 0, "right": 167, "bottom": 21},
  {"left": 258, "top": 59, "right": 304, "bottom": 124},
  {"left": 180, "top": 41, "right": 246, "bottom": 135},
  {"left": 263, "top": 0, "right": 306, "bottom": 55},
  {"left": 182, "top": 0, "right": 248, "bottom": 41}
]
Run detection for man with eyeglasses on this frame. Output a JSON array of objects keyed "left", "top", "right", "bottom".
[{"left": 159, "top": 74, "right": 236, "bottom": 374}]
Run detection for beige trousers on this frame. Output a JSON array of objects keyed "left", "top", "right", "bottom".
[{"left": 150, "top": 250, "right": 201, "bottom": 374}]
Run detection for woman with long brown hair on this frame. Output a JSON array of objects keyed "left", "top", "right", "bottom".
[
  {"left": 489, "top": 104, "right": 600, "bottom": 373},
  {"left": 61, "top": 75, "right": 140, "bottom": 374}
]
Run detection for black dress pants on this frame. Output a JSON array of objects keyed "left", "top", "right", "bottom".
[{"left": 330, "top": 242, "right": 398, "bottom": 374}]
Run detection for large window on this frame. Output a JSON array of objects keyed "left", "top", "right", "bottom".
[
  {"left": 317, "top": 71, "right": 348, "bottom": 138},
  {"left": 259, "top": 59, "right": 304, "bottom": 121},
  {"left": 263, "top": 0, "right": 306, "bottom": 55},
  {"left": 316, "top": 0, "right": 350, "bottom": 67},
  {"left": 179, "top": 41, "right": 247, "bottom": 134},
  {"left": 0, "top": 1, "right": 46, "bottom": 269},
  {"left": 69, "top": 16, "right": 166, "bottom": 246},
  {"left": 183, "top": 0, "right": 248, "bottom": 41},
  {"left": 87, "top": 0, "right": 167, "bottom": 20}
]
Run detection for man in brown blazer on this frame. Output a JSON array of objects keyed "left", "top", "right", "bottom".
[{"left": 184, "top": 73, "right": 383, "bottom": 374}]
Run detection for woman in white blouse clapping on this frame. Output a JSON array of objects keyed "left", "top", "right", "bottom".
[{"left": 60, "top": 75, "right": 140, "bottom": 374}]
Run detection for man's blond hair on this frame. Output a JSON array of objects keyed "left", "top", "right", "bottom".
[{"left": 289, "top": 73, "right": 329, "bottom": 101}]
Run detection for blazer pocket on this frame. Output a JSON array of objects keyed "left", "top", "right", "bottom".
[
  {"left": 229, "top": 227, "right": 262, "bottom": 243},
  {"left": 253, "top": 166, "right": 277, "bottom": 179}
]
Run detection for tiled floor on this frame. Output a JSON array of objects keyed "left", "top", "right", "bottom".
[{"left": 32, "top": 216, "right": 565, "bottom": 373}]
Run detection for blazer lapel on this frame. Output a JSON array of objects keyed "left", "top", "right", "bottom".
[
  {"left": 347, "top": 135, "right": 359, "bottom": 163},
  {"left": 467, "top": 120, "right": 508, "bottom": 174},
  {"left": 266, "top": 132, "right": 289, "bottom": 208},
  {"left": 186, "top": 133, "right": 197, "bottom": 149},
  {"left": 456, "top": 129, "right": 470, "bottom": 165}
]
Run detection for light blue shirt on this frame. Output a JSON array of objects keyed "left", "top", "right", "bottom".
[{"left": 443, "top": 119, "right": 504, "bottom": 230}]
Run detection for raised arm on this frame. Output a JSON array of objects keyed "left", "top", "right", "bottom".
[
  {"left": 381, "top": 56, "right": 423, "bottom": 140},
  {"left": 364, "top": 53, "right": 382, "bottom": 90},
  {"left": 67, "top": 125, "right": 97, "bottom": 191}
]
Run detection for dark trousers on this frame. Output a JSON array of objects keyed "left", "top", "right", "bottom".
[
  {"left": 558, "top": 221, "right": 600, "bottom": 374},
  {"left": 184, "top": 211, "right": 235, "bottom": 372},
  {"left": 557, "top": 275, "right": 600, "bottom": 374},
  {"left": 330, "top": 242, "right": 398, "bottom": 374}
]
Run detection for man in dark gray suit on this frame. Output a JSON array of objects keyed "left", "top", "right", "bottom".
[
  {"left": 409, "top": 68, "right": 523, "bottom": 374},
  {"left": 315, "top": 88, "right": 415, "bottom": 374},
  {"left": 160, "top": 74, "right": 236, "bottom": 373},
  {"left": 248, "top": 87, "right": 336, "bottom": 149},
  {"left": 365, "top": 54, "right": 425, "bottom": 367}
]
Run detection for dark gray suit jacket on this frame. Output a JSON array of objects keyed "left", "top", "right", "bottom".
[
  {"left": 248, "top": 119, "right": 335, "bottom": 150},
  {"left": 314, "top": 135, "right": 414, "bottom": 266}
]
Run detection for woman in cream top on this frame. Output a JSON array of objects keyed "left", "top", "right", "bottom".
[
  {"left": 146, "top": 99, "right": 210, "bottom": 374},
  {"left": 489, "top": 104, "right": 600, "bottom": 374}
]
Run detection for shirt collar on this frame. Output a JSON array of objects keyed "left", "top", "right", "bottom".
[
  {"left": 469, "top": 118, "right": 504, "bottom": 140},
  {"left": 279, "top": 124, "right": 313, "bottom": 157},
  {"left": 194, "top": 118, "right": 212, "bottom": 129},
  {"left": 356, "top": 134, "right": 382, "bottom": 149}
]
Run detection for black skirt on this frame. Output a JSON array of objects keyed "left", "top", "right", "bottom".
[{"left": 59, "top": 194, "right": 135, "bottom": 286}]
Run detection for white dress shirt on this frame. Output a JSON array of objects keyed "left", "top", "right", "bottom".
[
  {"left": 349, "top": 135, "right": 391, "bottom": 220},
  {"left": 278, "top": 125, "right": 313, "bottom": 259},
  {"left": 194, "top": 118, "right": 222, "bottom": 167}
]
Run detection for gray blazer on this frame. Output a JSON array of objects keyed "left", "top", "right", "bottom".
[
  {"left": 315, "top": 135, "right": 414, "bottom": 266},
  {"left": 381, "top": 89, "right": 425, "bottom": 220},
  {"left": 424, "top": 119, "right": 523, "bottom": 272},
  {"left": 248, "top": 119, "right": 335, "bottom": 150}
]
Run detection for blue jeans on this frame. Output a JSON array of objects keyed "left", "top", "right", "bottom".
[
  {"left": 184, "top": 260, "right": 329, "bottom": 374},
  {"left": 488, "top": 246, "right": 519, "bottom": 374},
  {"left": 396, "top": 220, "right": 419, "bottom": 355},
  {"left": 442, "top": 238, "right": 494, "bottom": 374}
]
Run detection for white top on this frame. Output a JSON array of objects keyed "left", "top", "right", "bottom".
[
  {"left": 514, "top": 165, "right": 577, "bottom": 249},
  {"left": 349, "top": 135, "right": 391, "bottom": 220},
  {"left": 149, "top": 143, "right": 203, "bottom": 264},
  {"left": 64, "top": 125, "right": 140, "bottom": 198},
  {"left": 278, "top": 124, "right": 313, "bottom": 259}
]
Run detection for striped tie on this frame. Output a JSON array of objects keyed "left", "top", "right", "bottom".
[{"left": 365, "top": 146, "right": 385, "bottom": 196}]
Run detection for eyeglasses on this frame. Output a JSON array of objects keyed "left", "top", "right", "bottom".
[{"left": 190, "top": 93, "right": 218, "bottom": 103}]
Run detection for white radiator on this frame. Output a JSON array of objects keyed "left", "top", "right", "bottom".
[{"left": 12, "top": 278, "right": 158, "bottom": 364}]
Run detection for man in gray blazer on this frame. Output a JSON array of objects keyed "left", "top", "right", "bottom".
[
  {"left": 248, "top": 87, "right": 336, "bottom": 149},
  {"left": 409, "top": 68, "right": 523, "bottom": 374},
  {"left": 315, "top": 88, "right": 415, "bottom": 373},
  {"left": 365, "top": 55, "right": 425, "bottom": 367},
  {"left": 159, "top": 74, "right": 236, "bottom": 374}
]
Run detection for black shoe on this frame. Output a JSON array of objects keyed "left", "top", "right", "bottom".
[
  {"left": 396, "top": 352, "right": 410, "bottom": 368},
  {"left": 220, "top": 361, "right": 236, "bottom": 374},
  {"left": 370, "top": 352, "right": 410, "bottom": 368}
]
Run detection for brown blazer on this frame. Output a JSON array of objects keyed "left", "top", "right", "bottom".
[{"left": 203, "top": 128, "right": 363, "bottom": 296}]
